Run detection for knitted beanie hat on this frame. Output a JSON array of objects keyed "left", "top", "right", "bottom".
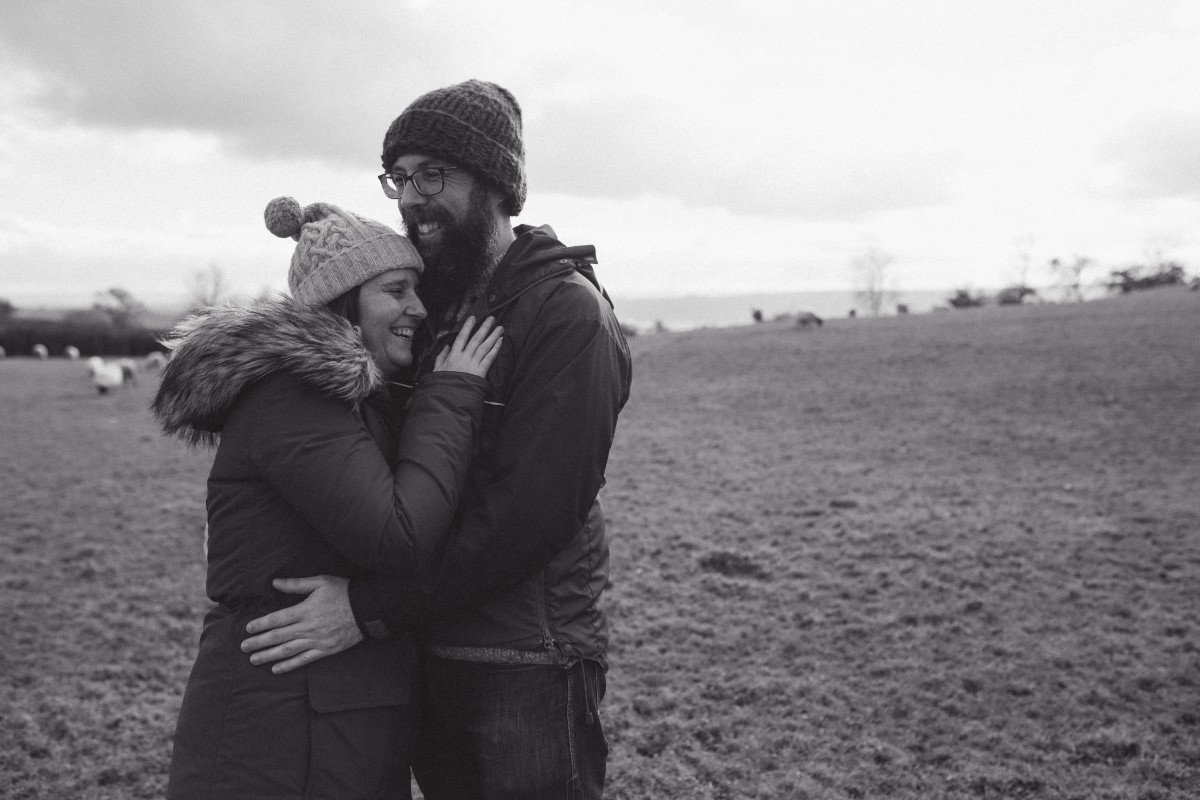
[
  {"left": 381, "top": 79, "right": 526, "bottom": 216},
  {"left": 264, "top": 197, "right": 423, "bottom": 306}
]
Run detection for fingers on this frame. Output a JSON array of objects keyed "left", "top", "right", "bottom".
[
  {"left": 450, "top": 315, "right": 481, "bottom": 354},
  {"left": 449, "top": 316, "right": 497, "bottom": 358},
  {"left": 241, "top": 619, "right": 296, "bottom": 652},
  {"left": 462, "top": 316, "right": 497, "bottom": 355},
  {"left": 429, "top": 316, "right": 503, "bottom": 375},
  {"left": 477, "top": 325, "right": 504, "bottom": 372},
  {"left": 247, "top": 630, "right": 310, "bottom": 665},
  {"left": 269, "top": 650, "right": 323, "bottom": 675},
  {"left": 244, "top": 605, "right": 302, "bottom": 636},
  {"left": 246, "top": 632, "right": 327, "bottom": 674},
  {"left": 272, "top": 576, "right": 325, "bottom": 595},
  {"left": 244, "top": 576, "right": 326, "bottom": 635}
]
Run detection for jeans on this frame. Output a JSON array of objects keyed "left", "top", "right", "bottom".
[{"left": 413, "top": 654, "right": 608, "bottom": 800}]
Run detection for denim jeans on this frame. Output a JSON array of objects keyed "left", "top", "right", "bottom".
[{"left": 413, "top": 654, "right": 608, "bottom": 800}]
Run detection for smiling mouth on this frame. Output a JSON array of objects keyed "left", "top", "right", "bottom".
[
  {"left": 390, "top": 327, "right": 415, "bottom": 340},
  {"left": 417, "top": 221, "right": 442, "bottom": 238}
]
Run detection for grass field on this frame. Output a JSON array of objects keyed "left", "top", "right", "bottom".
[{"left": 2, "top": 287, "right": 1198, "bottom": 798}]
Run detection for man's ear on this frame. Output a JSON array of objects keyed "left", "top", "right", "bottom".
[{"left": 487, "top": 185, "right": 511, "bottom": 218}]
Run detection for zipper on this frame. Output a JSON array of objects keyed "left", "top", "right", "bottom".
[{"left": 533, "top": 567, "right": 562, "bottom": 661}]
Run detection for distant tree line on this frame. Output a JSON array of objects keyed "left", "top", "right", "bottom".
[
  {"left": 945, "top": 256, "right": 1194, "bottom": 310},
  {"left": 1106, "top": 262, "right": 1190, "bottom": 294},
  {"left": 0, "top": 288, "right": 167, "bottom": 357}
]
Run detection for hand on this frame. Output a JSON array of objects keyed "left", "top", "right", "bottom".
[
  {"left": 433, "top": 315, "right": 503, "bottom": 377},
  {"left": 240, "top": 575, "right": 364, "bottom": 674}
]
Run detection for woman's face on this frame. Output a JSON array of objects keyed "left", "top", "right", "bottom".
[{"left": 356, "top": 267, "right": 426, "bottom": 378}]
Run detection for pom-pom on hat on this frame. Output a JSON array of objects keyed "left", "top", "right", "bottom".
[
  {"left": 381, "top": 79, "right": 526, "bottom": 216},
  {"left": 264, "top": 197, "right": 422, "bottom": 307}
]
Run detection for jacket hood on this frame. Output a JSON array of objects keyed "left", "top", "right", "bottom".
[
  {"left": 491, "top": 224, "right": 609, "bottom": 309},
  {"left": 152, "top": 297, "right": 382, "bottom": 447}
]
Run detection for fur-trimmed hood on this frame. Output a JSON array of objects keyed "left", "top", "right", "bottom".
[{"left": 152, "top": 297, "right": 382, "bottom": 447}]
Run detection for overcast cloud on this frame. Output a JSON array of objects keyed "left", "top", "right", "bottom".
[{"left": 2, "top": 1, "right": 1199, "bottom": 306}]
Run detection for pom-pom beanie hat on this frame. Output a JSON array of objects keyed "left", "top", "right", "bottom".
[
  {"left": 381, "top": 79, "right": 526, "bottom": 216},
  {"left": 264, "top": 197, "right": 423, "bottom": 306}
]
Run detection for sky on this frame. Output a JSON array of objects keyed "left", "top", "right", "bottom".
[{"left": 1, "top": 0, "right": 1199, "bottom": 310}]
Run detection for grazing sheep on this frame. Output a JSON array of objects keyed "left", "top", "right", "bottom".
[
  {"left": 796, "top": 311, "right": 824, "bottom": 328},
  {"left": 144, "top": 351, "right": 168, "bottom": 371},
  {"left": 32, "top": 343, "right": 49, "bottom": 359},
  {"left": 116, "top": 358, "right": 138, "bottom": 386},
  {"left": 64, "top": 345, "right": 81, "bottom": 360},
  {"left": 88, "top": 360, "right": 125, "bottom": 394},
  {"left": 87, "top": 357, "right": 137, "bottom": 394}
]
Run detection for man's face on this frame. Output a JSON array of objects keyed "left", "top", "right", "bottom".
[{"left": 391, "top": 153, "right": 500, "bottom": 312}]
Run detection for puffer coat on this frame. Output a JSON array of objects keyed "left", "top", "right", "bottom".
[{"left": 152, "top": 298, "right": 486, "bottom": 800}]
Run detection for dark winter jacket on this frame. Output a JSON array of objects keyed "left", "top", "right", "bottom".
[
  {"left": 152, "top": 298, "right": 486, "bottom": 799},
  {"left": 347, "top": 224, "right": 632, "bottom": 669}
]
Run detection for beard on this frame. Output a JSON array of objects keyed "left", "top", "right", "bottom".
[{"left": 403, "top": 185, "right": 499, "bottom": 319}]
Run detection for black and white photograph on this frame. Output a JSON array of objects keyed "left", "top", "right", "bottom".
[{"left": 1, "top": 2, "right": 1198, "bottom": 798}]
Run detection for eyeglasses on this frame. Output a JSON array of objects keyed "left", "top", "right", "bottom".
[{"left": 377, "top": 166, "right": 459, "bottom": 199}]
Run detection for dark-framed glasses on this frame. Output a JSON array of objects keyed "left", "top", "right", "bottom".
[{"left": 378, "top": 166, "right": 459, "bottom": 199}]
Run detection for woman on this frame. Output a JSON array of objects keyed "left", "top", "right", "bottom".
[{"left": 152, "top": 197, "right": 502, "bottom": 799}]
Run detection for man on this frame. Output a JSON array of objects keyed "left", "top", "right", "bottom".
[{"left": 240, "top": 79, "right": 632, "bottom": 799}]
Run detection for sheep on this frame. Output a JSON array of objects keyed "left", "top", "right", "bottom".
[
  {"left": 143, "top": 351, "right": 168, "bottom": 371},
  {"left": 115, "top": 358, "right": 138, "bottom": 386},
  {"left": 32, "top": 343, "right": 49, "bottom": 359},
  {"left": 64, "top": 345, "right": 81, "bottom": 360},
  {"left": 87, "top": 357, "right": 137, "bottom": 394},
  {"left": 0, "top": 345, "right": 6, "bottom": 361},
  {"left": 795, "top": 311, "right": 824, "bottom": 328}
]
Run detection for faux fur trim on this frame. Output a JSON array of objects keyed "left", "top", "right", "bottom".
[{"left": 151, "top": 297, "right": 382, "bottom": 447}]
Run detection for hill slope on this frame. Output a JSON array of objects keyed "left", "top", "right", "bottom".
[
  {"left": 602, "top": 287, "right": 1200, "bottom": 798},
  {"left": 0, "top": 287, "right": 1197, "bottom": 799}
]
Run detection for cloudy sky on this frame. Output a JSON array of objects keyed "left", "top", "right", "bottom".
[{"left": 2, "top": 0, "right": 1199, "bottom": 309}]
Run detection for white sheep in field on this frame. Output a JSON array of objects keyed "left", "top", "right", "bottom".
[
  {"left": 64, "top": 345, "right": 81, "bottom": 360},
  {"left": 32, "top": 343, "right": 49, "bottom": 359},
  {"left": 87, "top": 357, "right": 136, "bottom": 394}
]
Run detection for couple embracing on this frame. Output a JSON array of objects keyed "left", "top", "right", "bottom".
[{"left": 153, "top": 80, "right": 632, "bottom": 800}]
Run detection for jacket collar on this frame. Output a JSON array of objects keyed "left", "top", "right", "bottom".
[
  {"left": 490, "top": 224, "right": 600, "bottom": 305},
  {"left": 152, "top": 297, "right": 381, "bottom": 447},
  {"left": 452, "top": 224, "right": 608, "bottom": 320},
  {"left": 417, "top": 224, "right": 612, "bottom": 366}
]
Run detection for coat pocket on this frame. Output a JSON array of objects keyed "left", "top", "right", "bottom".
[
  {"left": 307, "top": 636, "right": 416, "bottom": 713},
  {"left": 303, "top": 638, "right": 418, "bottom": 798}
]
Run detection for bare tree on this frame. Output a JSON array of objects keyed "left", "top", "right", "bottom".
[
  {"left": 851, "top": 246, "right": 897, "bottom": 317},
  {"left": 1141, "top": 233, "right": 1183, "bottom": 271},
  {"left": 93, "top": 287, "right": 147, "bottom": 329},
  {"left": 187, "top": 263, "right": 232, "bottom": 309},
  {"left": 1047, "top": 256, "right": 1094, "bottom": 302},
  {"left": 1012, "top": 234, "right": 1036, "bottom": 288}
]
